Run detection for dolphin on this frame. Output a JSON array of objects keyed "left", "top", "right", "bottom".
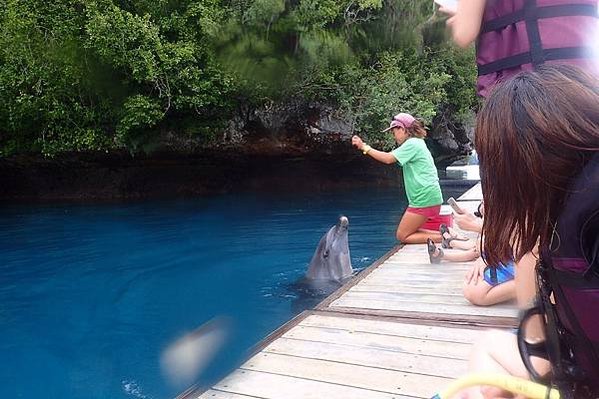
[{"left": 305, "top": 216, "right": 353, "bottom": 282}]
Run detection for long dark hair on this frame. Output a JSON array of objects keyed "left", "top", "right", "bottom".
[{"left": 475, "top": 65, "right": 599, "bottom": 265}]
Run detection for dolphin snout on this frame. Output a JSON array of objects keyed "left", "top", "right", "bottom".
[{"left": 338, "top": 216, "right": 349, "bottom": 228}]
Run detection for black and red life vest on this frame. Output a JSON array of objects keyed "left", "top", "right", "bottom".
[
  {"left": 522, "top": 154, "right": 599, "bottom": 397},
  {"left": 476, "top": 0, "right": 599, "bottom": 97}
]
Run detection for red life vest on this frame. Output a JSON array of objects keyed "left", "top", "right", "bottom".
[{"left": 476, "top": 0, "right": 599, "bottom": 97}]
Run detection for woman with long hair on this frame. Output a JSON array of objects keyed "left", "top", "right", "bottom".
[{"left": 461, "top": 65, "right": 599, "bottom": 398}]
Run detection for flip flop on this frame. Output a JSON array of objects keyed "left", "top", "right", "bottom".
[
  {"left": 439, "top": 224, "right": 468, "bottom": 249},
  {"left": 474, "top": 203, "right": 483, "bottom": 218},
  {"left": 427, "top": 238, "right": 443, "bottom": 264}
]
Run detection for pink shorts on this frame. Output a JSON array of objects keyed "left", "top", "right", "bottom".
[{"left": 406, "top": 205, "right": 444, "bottom": 231}]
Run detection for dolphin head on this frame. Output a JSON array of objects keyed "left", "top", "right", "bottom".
[
  {"left": 305, "top": 215, "right": 353, "bottom": 282},
  {"left": 337, "top": 215, "right": 349, "bottom": 230}
]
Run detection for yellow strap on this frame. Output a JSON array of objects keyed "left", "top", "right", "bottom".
[{"left": 437, "top": 373, "right": 560, "bottom": 399}]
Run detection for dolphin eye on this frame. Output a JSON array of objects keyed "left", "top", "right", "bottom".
[{"left": 323, "top": 250, "right": 329, "bottom": 258}]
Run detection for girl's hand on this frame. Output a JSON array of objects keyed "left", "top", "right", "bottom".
[
  {"left": 454, "top": 211, "right": 483, "bottom": 233},
  {"left": 351, "top": 135, "right": 364, "bottom": 150},
  {"left": 465, "top": 261, "right": 486, "bottom": 285}
]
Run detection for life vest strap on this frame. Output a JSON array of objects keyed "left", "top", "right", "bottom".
[
  {"left": 549, "top": 267, "right": 599, "bottom": 288},
  {"left": 481, "top": 3, "right": 599, "bottom": 34},
  {"left": 477, "top": 46, "right": 596, "bottom": 76}
]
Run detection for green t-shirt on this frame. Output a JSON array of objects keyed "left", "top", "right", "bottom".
[{"left": 391, "top": 137, "right": 443, "bottom": 208}]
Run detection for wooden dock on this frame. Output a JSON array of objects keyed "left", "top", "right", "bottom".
[{"left": 189, "top": 183, "right": 518, "bottom": 399}]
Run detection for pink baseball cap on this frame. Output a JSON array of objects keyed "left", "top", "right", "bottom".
[{"left": 382, "top": 113, "right": 416, "bottom": 132}]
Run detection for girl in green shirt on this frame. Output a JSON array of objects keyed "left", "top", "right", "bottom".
[{"left": 352, "top": 113, "right": 443, "bottom": 244}]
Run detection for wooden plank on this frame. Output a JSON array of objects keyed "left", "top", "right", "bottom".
[
  {"left": 330, "top": 297, "right": 517, "bottom": 318},
  {"left": 360, "top": 276, "right": 467, "bottom": 286},
  {"left": 361, "top": 276, "right": 465, "bottom": 285},
  {"left": 374, "top": 263, "right": 474, "bottom": 274},
  {"left": 381, "top": 256, "right": 474, "bottom": 265},
  {"left": 365, "top": 269, "right": 469, "bottom": 281},
  {"left": 350, "top": 284, "right": 464, "bottom": 295},
  {"left": 363, "top": 266, "right": 471, "bottom": 278},
  {"left": 300, "top": 314, "right": 482, "bottom": 343},
  {"left": 250, "top": 310, "right": 313, "bottom": 355},
  {"left": 241, "top": 352, "right": 450, "bottom": 398},
  {"left": 382, "top": 254, "right": 476, "bottom": 265},
  {"left": 212, "top": 369, "right": 407, "bottom": 399},
  {"left": 359, "top": 276, "right": 464, "bottom": 289},
  {"left": 339, "top": 290, "right": 475, "bottom": 306},
  {"left": 264, "top": 337, "right": 469, "bottom": 379},
  {"left": 357, "top": 278, "right": 462, "bottom": 293},
  {"left": 359, "top": 275, "right": 463, "bottom": 286},
  {"left": 357, "top": 274, "right": 466, "bottom": 288},
  {"left": 325, "top": 306, "right": 517, "bottom": 328},
  {"left": 282, "top": 325, "right": 472, "bottom": 359},
  {"left": 360, "top": 270, "right": 465, "bottom": 280},
  {"left": 387, "top": 244, "right": 479, "bottom": 254},
  {"left": 197, "top": 390, "right": 264, "bottom": 399}
]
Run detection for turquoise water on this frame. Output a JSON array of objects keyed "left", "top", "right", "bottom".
[{"left": 0, "top": 186, "right": 466, "bottom": 399}]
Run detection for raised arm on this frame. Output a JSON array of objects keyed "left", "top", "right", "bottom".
[{"left": 351, "top": 135, "right": 397, "bottom": 165}]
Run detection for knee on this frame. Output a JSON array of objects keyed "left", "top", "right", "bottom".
[
  {"left": 396, "top": 229, "right": 409, "bottom": 242},
  {"left": 463, "top": 284, "right": 488, "bottom": 306}
]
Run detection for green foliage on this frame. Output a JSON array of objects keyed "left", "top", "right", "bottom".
[
  {"left": 0, "top": 0, "right": 477, "bottom": 156},
  {"left": 349, "top": 50, "right": 450, "bottom": 148},
  {"left": 0, "top": 0, "right": 234, "bottom": 156},
  {"left": 348, "top": 47, "right": 476, "bottom": 149},
  {"left": 116, "top": 94, "right": 163, "bottom": 151}
]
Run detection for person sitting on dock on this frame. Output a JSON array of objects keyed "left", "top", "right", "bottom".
[
  {"left": 352, "top": 113, "right": 444, "bottom": 244},
  {"left": 454, "top": 205, "right": 483, "bottom": 234},
  {"left": 456, "top": 65, "right": 599, "bottom": 399},
  {"left": 427, "top": 205, "right": 516, "bottom": 306},
  {"left": 427, "top": 241, "right": 516, "bottom": 306},
  {"left": 427, "top": 208, "right": 482, "bottom": 265}
]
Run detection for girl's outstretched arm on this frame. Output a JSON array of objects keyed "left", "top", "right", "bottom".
[{"left": 351, "top": 135, "right": 396, "bottom": 164}]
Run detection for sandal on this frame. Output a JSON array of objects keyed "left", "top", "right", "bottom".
[
  {"left": 440, "top": 224, "right": 469, "bottom": 249},
  {"left": 427, "top": 238, "right": 443, "bottom": 264},
  {"left": 474, "top": 203, "right": 483, "bottom": 218}
]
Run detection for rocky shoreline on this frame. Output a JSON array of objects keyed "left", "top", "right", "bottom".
[
  {"left": 0, "top": 105, "right": 473, "bottom": 201},
  {"left": 0, "top": 146, "right": 409, "bottom": 201}
]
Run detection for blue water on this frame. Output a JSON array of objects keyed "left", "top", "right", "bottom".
[{"left": 0, "top": 186, "right": 465, "bottom": 399}]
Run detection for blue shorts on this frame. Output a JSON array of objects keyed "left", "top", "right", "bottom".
[{"left": 483, "top": 261, "right": 515, "bottom": 286}]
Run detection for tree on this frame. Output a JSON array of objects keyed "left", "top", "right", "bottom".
[{"left": 0, "top": 0, "right": 477, "bottom": 156}]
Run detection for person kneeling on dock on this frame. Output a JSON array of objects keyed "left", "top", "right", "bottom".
[{"left": 352, "top": 113, "right": 444, "bottom": 244}]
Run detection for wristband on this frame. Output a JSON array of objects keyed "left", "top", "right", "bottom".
[{"left": 362, "top": 144, "right": 372, "bottom": 155}]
